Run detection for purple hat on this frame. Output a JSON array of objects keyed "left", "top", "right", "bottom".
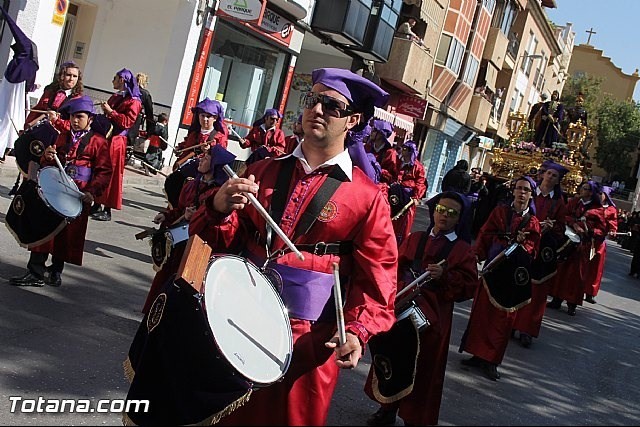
[
  {"left": 515, "top": 175, "right": 537, "bottom": 215},
  {"left": 116, "top": 68, "right": 141, "bottom": 99},
  {"left": 403, "top": 140, "right": 418, "bottom": 164},
  {"left": 58, "top": 95, "right": 95, "bottom": 118},
  {"left": 207, "top": 144, "right": 236, "bottom": 186},
  {"left": 264, "top": 108, "right": 282, "bottom": 119},
  {"left": 311, "top": 68, "right": 389, "bottom": 120},
  {"left": 372, "top": 119, "right": 393, "bottom": 139},
  {"left": 1, "top": 7, "right": 39, "bottom": 89},
  {"left": 296, "top": 114, "right": 303, "bottom": 123},
  {"left": 192, "top": 98, "right": 225, "bottom": 118},
  {"left": 601, "top": 185, "right": 616, "bottom": 208},
  {"left": 544, "top": 161, "right": 570, "bottom": 180}
]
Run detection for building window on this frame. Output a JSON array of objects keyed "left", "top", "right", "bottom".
[
  {"left": 483, "top": 0, "right": 497, "bottom": 15},
  {"left": 521, "top": 32, "right": 538, "bottom": 76},
  {"left": 462, "top": 56, "right": 479, "bottom": 86},
  {"left": 435, "top": 34, "right": 452, "bottom": 65}
]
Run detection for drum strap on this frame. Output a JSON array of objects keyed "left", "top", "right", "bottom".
[
  {"left": 74, "top": 131, "right": 94, "bottom": 159},
  {"left": 506, "top": 209, "right": 531, "bottom": 240},
  {"left": 269, "top": 156, "right": 349, "bottom": 253},
  {"left": 410, "top": 232, "right": 455, "bottom": 276}
]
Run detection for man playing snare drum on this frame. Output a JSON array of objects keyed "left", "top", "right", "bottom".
[
  {"left": 365, "top": 191, "right": 479, "bottom": 426},
  {"left": 9, "top": 96, "right": 112, "bottom": 287},
  {"left": 188, "top": 68, "right": 398, "bottom": 425}
]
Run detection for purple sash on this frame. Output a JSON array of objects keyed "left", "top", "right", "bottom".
[{"left": 65, "top": 164, "right": 92, "bottom": 183}]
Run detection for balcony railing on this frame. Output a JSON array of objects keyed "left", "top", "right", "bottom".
[{"left": 375, "top": 36, "right": 433, "bottom": 95}]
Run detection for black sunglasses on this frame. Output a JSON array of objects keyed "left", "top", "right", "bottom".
[{"left": 303, "top": 92, "right": 354, "bottom": 117}]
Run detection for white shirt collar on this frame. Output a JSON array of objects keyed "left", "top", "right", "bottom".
[
  {"left": 276, "top": 143, "right": 353, "bottom": 181},
  {"left": 511, "top": 203, "right": 530, "bottom": 216},
  {"left": 430, "top": 229, "right": 458, "bottom": 241},
  {"left": 581, "top": 199, "right": 592, "bottom": 206},
  {"left": 536, "top": 187, "right": 555, "bottom": 198},
  {"left": 201, "top": 128, "right": 214, "bottom": 135},
  {"left": 64, "top": 88, "right": 72, "bottom": 97}
]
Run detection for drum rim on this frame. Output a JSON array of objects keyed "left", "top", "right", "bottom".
[
  {"left": 37, "top": 166, "right": 83, "bottom": 219},
  {"left": 201, "top": 254, "right": 293, "bottom": 385}
]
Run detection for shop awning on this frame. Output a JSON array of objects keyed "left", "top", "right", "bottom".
[{"left": 374, "top": 107, "right": 415, "bottom": 133}]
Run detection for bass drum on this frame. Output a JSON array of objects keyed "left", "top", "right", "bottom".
[
  {"left": 5, "top": 179, "right": 67, "bottom": 248},
  {"left": 388, "top": 182, "right": 412, "bottom": 219},
  {"left": 482, "top": 244, "right": 532, "bottom": 312},
  {"left": 530, "top": 231, "right": 559, "bottom": 284},
  {"left": 14, "top": 119, "right": 59, "bottom": 175},
  {"left": 164, "top": 157, "right": 199, "bottom": 208}
]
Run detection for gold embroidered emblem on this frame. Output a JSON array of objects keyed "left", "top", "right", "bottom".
[
  {"left": 13, "top": 195, "right": 25, "bottom": 215},
  {"left": 318, "top": 200, "right": 338, "bottom": 222},
  {"left": 29, "top": 139, "right": 45, "bottom": 157},
  {"left": 147, "top": 293, "right": 167, "bottom": 333}
]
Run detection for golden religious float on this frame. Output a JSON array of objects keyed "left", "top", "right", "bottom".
[{"left": 490, "top": 109, "right": 590, "bottom": 193}]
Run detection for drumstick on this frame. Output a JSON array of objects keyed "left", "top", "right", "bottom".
[
  {"left": 52, "top": 154, "right": 85, "bottom": 198},
  {"left": 25, "top": 108, "right": 49, "bottom": 114},
  {"left": 9, "top": 117, "right": 19, "bottom": 134},
  {"left": 222, "top": 164, "right": 305, "bottom": 261},
  {"left": 174, "top": 142, "right": 209, "bottom": 154},
  {"left": 333, "top": 262, "right": 346, "bottom": 346}
]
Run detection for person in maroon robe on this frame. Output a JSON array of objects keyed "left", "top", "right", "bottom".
[
  {"left": 239, "top": 108, "right": 287, "bottom": 161},
  {"left": 365, "top": 191, "right": 479, "bottom": 426},
  {"left": 174, "top": 97, "right": 228, "bottom": 166},
  {"left": 91, "top": 68, "right": 143, "bottom": 221},
  {"left": 364, "top": 119, "right": 396, "bottom": 183},
  {"left": 390, "top": 140, "right": 427, "bottom": 245},
  {"left": 9, "top": 96, "right": 112, "bottom": 287},
  {"left": 583, "top": 185, "right": 618, "bottom": 304},
  {"left": 513, "top": 162, "right": 568, "bottom": 347},
  {"left": 547, "top": 181, "right": 607, "bottom": 315},
  {"left": 141, "top": 144, "right": 235, "bottom": 314},
  {"left": 459, "top": 176, "right": 541, "bottom": 380},
  {"left": 283, "top": 113, "right": 303, "bottom": 154},
  {"left": 172, "top": 68, "right": 396, "bottom": 425}
]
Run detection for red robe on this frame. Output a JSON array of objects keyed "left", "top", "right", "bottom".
[
  {"left": 549, "top": 198, "right": 607, "bottom": 305},
  {"left": 513, "top": 191, "right": 567, "bottom": 337},
  {"left": 364, "top": 231, "right": 478, "bottom": 426},
  {"left": 97, "top": 94, "right": 142, "bottom": 209},
  {"left": 584, "top": 204, "right": 618, "bottom": 297},
  {"left": 391, "top": 161, "right": 427, "bottom": 244},
  {"left": 175, "top": 127, "right": 229, "bottom": 163},
  {"left": 240, "top": 125, "right": 287, "bottom": 156},
  {"left": 141, "top": 177, "right": 223, "bottom": 314},
  {"left": 283, "top": 134, "right": 300, "bottom": 155},
  {"left": 190, "top": 156, "right": 397, "bottom": 426},
  {"left": 25, "top": 88, "right": 81, "bottom": 132},
  {"left": 31, "top": 130, "right": 112, "bottom": 265},
  {"left": 461, "top": 205, "right": 540, "bottom": 365}
]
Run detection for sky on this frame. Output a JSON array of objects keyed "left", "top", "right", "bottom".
[{"left": 546, "top": 0, "right": 640, "bottom": 101}]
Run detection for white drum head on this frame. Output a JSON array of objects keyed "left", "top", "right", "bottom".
[
  {"left": 38, "top": 167, "right": 83, "bottom": 219},
  {"left": 203, "top": 256, "right": 293, "bottom": 385}
]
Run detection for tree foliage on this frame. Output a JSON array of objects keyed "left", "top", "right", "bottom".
[{"left": 594, "top": 96, "right": 640, "bottom": 179}]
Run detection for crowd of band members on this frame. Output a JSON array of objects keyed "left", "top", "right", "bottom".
[{"left": 6, "top": 62, "right": 622, "bottom": 426}]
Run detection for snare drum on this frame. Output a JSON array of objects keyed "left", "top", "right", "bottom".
[
  {"left": 396, "top": 301, "right": 430, "bottom": 332},
  {"left": 14, "top": 119, "right": 59, "bottom": 175},
  {"left": 201, "top": 255, "right": 293, "bottom": 385},
  {"left": 37, "top": 166, "right": 83, "bottom": 220}
]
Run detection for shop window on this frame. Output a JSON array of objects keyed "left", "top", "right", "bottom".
[{"left": 199, "top": 21, "right": 290, "bottom": 138}]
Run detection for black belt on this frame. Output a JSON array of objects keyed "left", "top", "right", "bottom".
[{"left": 290, "top": 241, "right": 353, "bottom": 256}]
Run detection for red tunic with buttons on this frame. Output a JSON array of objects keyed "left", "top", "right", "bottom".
[
  {"left": 240, "top": 125, "right": 287, "bottom": 156},
  {"left": 584, "top": 204, "right": 617, "bottom": 298},
  {"left": 141, "top": 177, "right": 226, "bottom": 314},
  {"left": 364, "top": 231, "right": 478, "bottom": 426},
  {"left": 461, "top": 205, "right": 540, "bottom": 365},
  {"left": 190, "top": 156, "right": 398, "bottom": 426},
  {"left": 513, "top": 191, "right": 566, "bottom": 337},
  {"left": 96, "top": 94, "right": 142, "bottom": 209},
  {"left": 175, "top": 127, "right": 229, "bottom": 163},
  {"left": 391, "top": 160, "right": 427, "bottom": 244},
  {"left": 549, "top": 198, "right": 607, "bottom": 305},
  {"left": 30, "top": 130, "right": 112, "bottom": 265},
  {"left": 283, "top": 134, "right": 300, "bottom": 154}
]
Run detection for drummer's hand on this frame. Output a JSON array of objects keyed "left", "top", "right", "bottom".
[
  {"left": 101, "top": 102, "right": 112, "bottom": 115},
  {"left": 46, "top": 110, "right": 59, "bottom": 122},
  {"left": 325, "top": 332, "right": 362, "bottom": 369},
  {"left": 213, "top": 174, "right": 259, "bottom": 214},
  {"left": 516, "top": 230, "right": 529, "bottom": 243},
  {"left": 81, "top": 192, "right": 94, "bottom": 204},
  {"left": 426, "top": 263, "right": 444, "bottom": 280},
  {"left": 572, "top": 224, "right": 585, "bottom": 234},
  {"left": 184, "top": 206, "right": 196, "bottom": 221},
  {"left": 44, "top": 146, "right": 56, "bottom": 161},
  {"left": 153, "top": 212, "right": 166, "bottom": 224}
]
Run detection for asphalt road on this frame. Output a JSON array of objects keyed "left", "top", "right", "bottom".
[{"left": 0, "top": 163, "right": 639, "bottom": 426}]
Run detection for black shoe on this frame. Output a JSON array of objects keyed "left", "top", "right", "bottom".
[
  {"left": 90, "top": 204, "right": 102, "bottom": 216},
  {"left": 482, "top": 362, "right": 500, "bottom": 381},
  {"left": 461, "top": 356, "right": 483, "bottom": 367},
  {"left": 546, "top": 298, "right": 562, "bottom": 309},
  {"left": 366, "top": 408, "right": 397, "bottom": 426},
  {"left": 585, "top": 295, "right": 596, "bottom": 304},
  {"left": 567, "top": 305, "right": 577, "bottom": 316},
  {"left": 9, "top": 272, "right": 44, "bottom": 287},
  {"left": 519, "top": 333, "right": 532, "bottom": 348},
  {"left": 47, "top": 272, "right": 62, "bottom": 287},
  {"left": 93, "top": 211, "right": 111, "bottom": 221}
]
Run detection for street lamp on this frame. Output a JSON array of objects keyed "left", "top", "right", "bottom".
[{"left": 518, "top": 53, "right": 543, "bottom": 73}]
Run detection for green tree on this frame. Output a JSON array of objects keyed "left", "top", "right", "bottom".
[{"left": 594, "top": 96, "right": 640, "bottom": 180}]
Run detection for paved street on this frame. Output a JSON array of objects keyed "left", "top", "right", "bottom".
[{"left": 1, "top": 160, "right": 639, "bottom": 425}]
